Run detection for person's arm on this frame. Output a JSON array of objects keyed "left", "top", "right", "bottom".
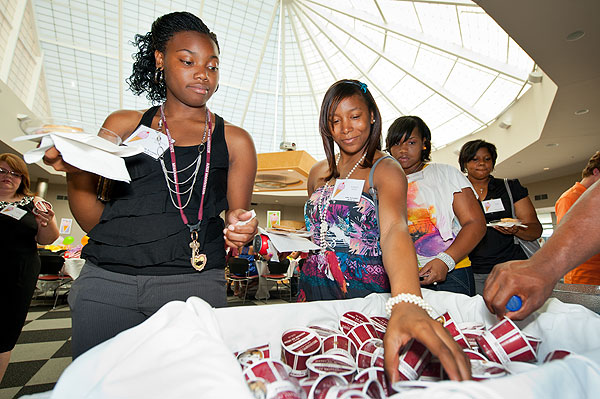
[
  {"left": 222, "top": 122, "right": 258, "bottom": 249},
  {"left": 419, "top": 188, "right": 486, "bottom": 285},
  {"left": 33, "top": 197, "right": 60, "bottom": 245},
  {"left": 374, "top": 158, "right": 471, "bottom": 382},
  {"left": 513, "top": 197, "right": 542, "bottom": 240},
  {"left": 484, "top": 180, "right": 600, "bottom": 319},
  {"left": 43, "top": 110, "right": 141, "bottom": 232}
]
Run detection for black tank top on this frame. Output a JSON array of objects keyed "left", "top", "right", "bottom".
[
  {"left": 1, "top": 197, "right": 38, "bottom": 256},
  {"left": 82, "top": 106, "right": 229, "bottom": 275}
]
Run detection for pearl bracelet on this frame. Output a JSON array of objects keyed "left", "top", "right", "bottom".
[
  {"left": 385, "top": 293, "right": 437, "bottom": 318},
  {"left": 435, "top": 251, "right": 456, "bottom": 272}
]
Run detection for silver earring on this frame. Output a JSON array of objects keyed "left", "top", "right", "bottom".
[
  {"left": 154, "top": 68, "right": 164, "bottom": 84},
  {"left": 371, "top": 119, "right": 375, "bottom": 124}
]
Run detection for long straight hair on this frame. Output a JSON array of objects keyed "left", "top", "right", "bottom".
[{"left": 319, "top": 79, "right": 382, "bottom": 181}]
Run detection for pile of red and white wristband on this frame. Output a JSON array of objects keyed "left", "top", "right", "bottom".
[{"left": 234, "top": 310, "right": 571, "bottom": 398}]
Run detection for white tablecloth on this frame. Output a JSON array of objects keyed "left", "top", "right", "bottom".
[
  {"left": 22, "top": 291, "right": 600, "bottom": 399},
  {"left": 61, "top": 258, "right": 86, "bottom": 280}
]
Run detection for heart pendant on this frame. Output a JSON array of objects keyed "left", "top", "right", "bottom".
[{"left": 191, "top": 253, "right": 207, "bottom": 271}]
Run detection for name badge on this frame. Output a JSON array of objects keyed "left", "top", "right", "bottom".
[
  {"left": 482, "top": 198, "right": 505, "bottom": 214},
  {"left": 331, "top": 179, "right": 364, "bottom": 202},
  {"left": 123, "top": 125, "right": 171, "bottom": 159},
  {"left": 1, "top": 204, "right": 27, "bottom": 220}
]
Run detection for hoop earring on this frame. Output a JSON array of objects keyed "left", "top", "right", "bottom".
[{"left": 154, "top": 68, "right": 164, "bottom": 84}]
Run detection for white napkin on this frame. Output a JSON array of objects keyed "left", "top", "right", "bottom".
[
  {"left": 49, "top": 297, "right": 252, "bottom": 399},
  {"left": 13, "top": 132, "right": 143, "bottom": 182}
]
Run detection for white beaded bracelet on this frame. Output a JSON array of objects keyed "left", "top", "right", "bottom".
[
  {"left": 385, "top": 293, "right": 437, "bottom": 318},
  {"left": 435, "top": 251, "right": 456, "bottom": 272}
]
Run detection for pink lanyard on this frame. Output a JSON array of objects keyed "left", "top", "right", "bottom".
[{"left": 159, "top": 105, "right": 213, "bottom": 232}]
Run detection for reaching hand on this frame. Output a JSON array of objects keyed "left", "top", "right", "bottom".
[
  {"left": 383, "top": 302, "right": 471, "bottom": 383},
  {"left": 483, "top": 259, "right": 558, "bottom": 320},
  {"left": 493, "top": 224, "right": 520, "bottom": 236},
  {"left": 419, "top": 258, "right": 448, "bottom": 286},
  {"left": 42, "top": 147, "right": 83, "bottom": 173},
  {"left": 224, "top": 209, "right": 258, "bottom": 249}
]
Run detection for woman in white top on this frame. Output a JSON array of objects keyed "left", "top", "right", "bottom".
[{"left": 386, "top": 116, "right": 485, "bottom": 296}]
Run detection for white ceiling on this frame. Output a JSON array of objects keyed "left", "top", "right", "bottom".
[
  {"left": 475, "top": 0, "right": 600, "bottom": 184},
  {"left": 1, "top": 0, "right": 596, "bottom": 197},
  {"left": 29, "top": 0, "right": 533, "bottom": 161}
]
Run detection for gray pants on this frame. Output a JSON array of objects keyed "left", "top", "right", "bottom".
[
  {"left": 68, "top": 261, "right": 226, "bottom": 358},
  {"left": 474, "top": 273, "right": 490, "bottom": 296}
]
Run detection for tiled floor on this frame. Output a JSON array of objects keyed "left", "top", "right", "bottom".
[
  {"left": 0, "top": 303, "right": 72, "bottom": 399},
  {"left": 0, "top": 289, "right": 293, "bottom": 399}
]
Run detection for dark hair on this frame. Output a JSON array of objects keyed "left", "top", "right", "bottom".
[
  {"left": 582, "top": 151, "right": 600, "bottom": 178},
  {"left": 319, "top": 79, "right": 382, "bottom": 180},
  {"left": 0, "top": 153, "right": 34, "bottom": 196},
  {"left": 385, "top": 116, "right": 432, "bottom": 162},
  {"left": 458, "top": 139, "right": 498, "bottom": 173},
  {"left": 127, "top": 11, "right": 219, "bottom": 103}
]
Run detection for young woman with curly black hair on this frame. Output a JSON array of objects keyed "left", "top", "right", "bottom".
[{"left": 43, "top": 11, "right": 258, "bottom": 358}]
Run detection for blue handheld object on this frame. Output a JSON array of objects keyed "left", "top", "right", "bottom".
[{"left": 506, "top": 295, "right": 522, "bottom": 312}]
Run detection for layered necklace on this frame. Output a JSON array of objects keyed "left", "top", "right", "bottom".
[
  {"left": 158, "top": 104, "right": 212, "bottom": 271},
  {"left": 318, "top": 151, "right": 366, "bottom": 252}
]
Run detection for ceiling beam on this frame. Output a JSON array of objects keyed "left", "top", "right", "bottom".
[
  {"left": 0, "top": 0, "right": 27, "bottom": 81},
  {"left": 26, "top": 54, "right": 44, "bottom": 110},
  {"left": 298, "top": 0, "right": 486, "bottom": 123},
  {"left": 287, "top": 5, "right": 320, "bottom": 114},
  {"left": 292, "top": 3, "right": 408, "bottom": 116},
  {"left": 393, "top": 0, "right": 478, "bottom": 6},
  {"left": 240, "top": 2, "right": 280, "bottom": 125},
  {"left": 118, "top": 0, "right": 123, "bottom": 109},
  {"left": 301, "top": 0, "right": 527, "bottom": 81}
]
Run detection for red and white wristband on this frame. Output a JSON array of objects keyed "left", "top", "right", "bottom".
[{"left": 385, "top": 293, "right": 437, "bottom": 318}]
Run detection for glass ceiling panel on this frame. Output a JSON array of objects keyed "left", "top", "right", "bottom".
[{"left": 30, "top": 0, "right": 533, "bottom": 162}]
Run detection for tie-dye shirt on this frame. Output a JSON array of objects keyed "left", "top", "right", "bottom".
[
  {"left": 406, "top": 163, "right": 476, "bottom": 268},
  {"left": 298, "top": 184, "right": 390, "bottom": 301}
]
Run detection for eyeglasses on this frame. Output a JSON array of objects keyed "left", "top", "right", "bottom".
[{"left": 0, "top": 167, "right": 23, "bottom": 179}]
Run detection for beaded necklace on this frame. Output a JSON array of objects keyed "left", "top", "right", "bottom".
[
  {"left": 318, "top": 151, "right": 366, "bottom": 252},
  {"left": 0, "top": 196, "right": 32, "bottom": 208},
  {"left": 158, "top": 104, "right": 213, "bottom": 271}
]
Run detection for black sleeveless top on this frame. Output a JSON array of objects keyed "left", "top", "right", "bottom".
[
  {"left": 82, "top": 107, "right": 229, "bottom": 275},
  {"left": 1, "top": 197, "right": 39, "bottom": 257}
]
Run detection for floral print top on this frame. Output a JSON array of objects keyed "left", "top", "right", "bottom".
[{"left": 298, "top": 184, "right": 390, "bottom": 301}]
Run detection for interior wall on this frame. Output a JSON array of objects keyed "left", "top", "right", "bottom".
[{"left": 525, "top": 172, "right": 581, "bottom": 209}]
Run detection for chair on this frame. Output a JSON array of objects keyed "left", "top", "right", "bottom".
[
  {"left": 37, "top": 273, "right": 72, "bottom": 309},
  {"left": 226, "top": 257, "right": 258, "bottom": 304},
  {"left": 263, "top": 259, "right": 296, "bottom": 301},
  {"left": 37, "top": 250, "right": 71, "bottom": 308}
]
